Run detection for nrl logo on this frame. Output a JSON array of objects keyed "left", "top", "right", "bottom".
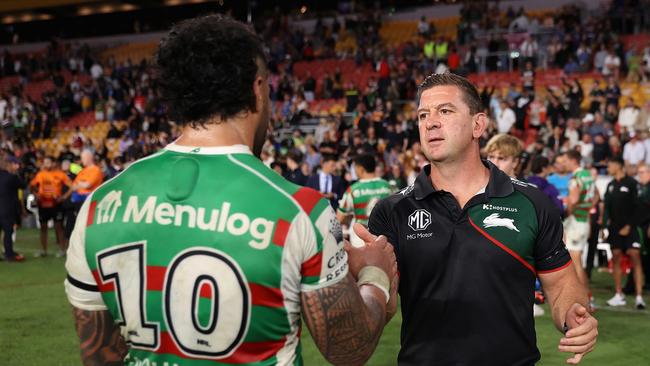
[
  {"left": 483, "top": 213, "right": 520, "bottom": 232},
  {"left": 408, "top": 209, "right": 431, "bottom": 231}
]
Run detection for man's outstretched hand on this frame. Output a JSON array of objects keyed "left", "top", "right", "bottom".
[
  {"left": 559, "top": 303, "right": 598, "bottom": 364},
  {"left": 345, "top": 223, "right": 399, "bottom": 323}
]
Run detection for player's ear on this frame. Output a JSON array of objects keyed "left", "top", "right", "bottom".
[
  {"left": 472, "top": 112, "right": 487, "bottom": 139},
  {"left": 252, "top": 75, "right": 265, "bottom": 110}
]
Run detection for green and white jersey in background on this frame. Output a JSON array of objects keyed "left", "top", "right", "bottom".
[
  {"left": 64, "top": 144, "right": 348, "bottom": 366},
  {"left": 569, "top": 168, "right": 595, "bottom": 223},
  {"left": 337, "top": 178, "right": 393, "bottom": 226}
]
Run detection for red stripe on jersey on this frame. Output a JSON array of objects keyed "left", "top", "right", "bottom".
[
  {"left": 158, "top": 331, "right": 286, "bottom": 364},
  {"left": 199, "top": 282, "right": 213, "bottom": 299},
  {"left": 469, "top": 218, "right": 536, "bottom": 275},
  {"left": 292, "top": 187, "right": 323, "bottom": 215},
  {"left": 353, "top": 202, "right": 368, "bottom": 209},
  {"left": 250, "top": 283, "right": 284, "bottom": 308},
  {"left": 146, "top": 266, "right": 167, "bottom": 292},
  {"left": 272, "top": 219, "right": 291, "bottom": 247},
  {"left": 86, "top": 200, "right": 97, "bottom": 227},
  {"left": 356, "top": 214, "right": 368, "bottom": 220},
  {"left": 91, "top": 270, "right": 115, "bottom": 292},
  {"left": 301, "top": 252, "right": 322, "bottom": 277},
  {"left": 537, "top": 259, "right": 573, "bottom": 274}
]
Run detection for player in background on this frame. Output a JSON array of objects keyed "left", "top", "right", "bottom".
[
  {"left": 337, "top": 154, "right": 393, "bottom": 247},
  {"left": 603, "top": 157, "right": 646, "bottom": 309},
  {"left": 563, "top": 150, "right": 598, "bottom": 309},
  {"left": 30, "top": 156, "right": 72, "bottom": 257},
  {"left": 64, "top": 15, "right": 397, "bottom": 366}
]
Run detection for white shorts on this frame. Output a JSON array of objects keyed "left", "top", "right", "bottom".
[{"left": 564, "top": 216, "right": 590, "bottom": 252}]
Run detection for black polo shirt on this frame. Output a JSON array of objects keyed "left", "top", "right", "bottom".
[
  {"left": 604, "top": 176, "right": 639, "bottom": 230},
  {"left": 369, "top": 161, "right": 571, "bottom": 366}
]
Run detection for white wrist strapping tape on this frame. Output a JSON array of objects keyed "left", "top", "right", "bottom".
[{"left": 357, "top": 266, "right": 390, "bottom": 304}]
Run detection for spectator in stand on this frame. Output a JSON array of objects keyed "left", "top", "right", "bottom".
[
  {"left": 30, "top": 156, "right": 71, "bottom": 258},
  {"left": 519, "top": 35, "right": 538, "bottom": 67},
  {"left": 618, "top": 97, "right": 640, "bottom": 133},
  {"left": 578, "top": 134, "right": 594, "bottom": 167},
  {"left": 0, "top": 154, "right": 24, "bottom": 262},
  {"left": 604, "top": 76, "right": 621, "bottom": 107},
  {"left": 496, "top": 99, "right": 516, "bottom": 133},
  {"left": 623, "top": 131, "right": 646, "bottom": 171},
  {"left": 603, "top": 157, "right": 646, "bottom": 309},
  {"left": 602, "top": 49, "right": 621, "bottom": 78}
]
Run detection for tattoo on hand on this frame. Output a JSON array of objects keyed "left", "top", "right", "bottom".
[{"left": 72, "top": 307, "right": 128, "bottom": 366}]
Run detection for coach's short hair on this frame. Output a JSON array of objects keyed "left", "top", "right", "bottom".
[
  {"left": 156, "top": 14, "right": 267, "bottom": 127},
  {"left": 484, "top": 134, "right": 523, "bottom": 159},
  {"left": 417, "top": 73, "right": 482, "bottom": 115}
]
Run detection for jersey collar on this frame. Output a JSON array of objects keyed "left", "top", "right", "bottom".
[
  {"left": 413, "top": 160, "right": 513, "bottom": 201},
  {"left": 164, "top": 143, "right": 252, "bottom": 155}
]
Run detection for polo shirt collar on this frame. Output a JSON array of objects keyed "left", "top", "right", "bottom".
[{"left": 413, "top": 160, "right": 513, "bottom": 201}]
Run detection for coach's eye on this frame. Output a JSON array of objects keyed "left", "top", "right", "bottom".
[
  {"left": 418, "top": 113, "right": 428, "bottom": 121},
  {"left": 440, "top": 109, "right": 452, "bottom": 115}
]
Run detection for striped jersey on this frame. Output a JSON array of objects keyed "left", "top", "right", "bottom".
[
  {"left": 569, "top": 168, "right": 595, "bottom": 223},
  {"left": 337, "top": 177, "right": 392, "bottom": 226},
  {"left": 64, "top": 144, "right": 348, "bottom": 366}
]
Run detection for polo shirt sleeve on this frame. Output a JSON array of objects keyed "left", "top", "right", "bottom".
[
  {"left": 532, "top": 191, "right": 572, "bottom": 274},
  {"left": 368, "top": 197, "right": 400, "bottom": 261}
]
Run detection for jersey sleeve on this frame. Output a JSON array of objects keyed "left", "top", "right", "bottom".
[
  {"left": 532, "top": 190, "right": 572, "bottom": 273},
  {"left": 64, "top": 197, "right": 107, "bottom": 311},
  {"left": 337, "top": 186, "right": 353, "bottom": 215},
  {"left": 285, "top": 190, "right": 348, "bottom": 292}
]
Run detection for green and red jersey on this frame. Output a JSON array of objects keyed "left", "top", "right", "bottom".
[{"left": 64, "top": 144, "right": 348, "bottom": 366}]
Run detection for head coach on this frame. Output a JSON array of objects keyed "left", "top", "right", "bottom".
[{"left": 368, "top": 73, "right": 598, "bottom": 365}]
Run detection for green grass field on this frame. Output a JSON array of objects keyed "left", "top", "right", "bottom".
[{"left": 1, "top": 229, "right": 648, "bottom": 365}]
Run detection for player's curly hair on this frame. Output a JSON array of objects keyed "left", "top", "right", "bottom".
[{"left": 155, "top": 14, "right": 267, "bottom": 127}]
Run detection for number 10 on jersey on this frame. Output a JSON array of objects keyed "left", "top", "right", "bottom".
[{"left": 96, "top": 242, "right": 251, "bottom": 358}]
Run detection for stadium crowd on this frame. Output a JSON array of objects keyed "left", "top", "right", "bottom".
[{"left": 1, "top": 1, "right": 649, "bottom": 309}]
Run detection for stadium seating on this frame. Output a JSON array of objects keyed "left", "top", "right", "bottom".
[{"left": 100, "top": 41, "right": 158, "bottom": 64}]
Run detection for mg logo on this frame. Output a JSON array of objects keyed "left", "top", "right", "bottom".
[{"left": 408, "top": 209, "right": 431, "bottom": 231}]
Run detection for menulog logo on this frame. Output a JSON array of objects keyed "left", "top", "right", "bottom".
[{"left": 94, "top": 191, "right": 275, "bottom": 250}]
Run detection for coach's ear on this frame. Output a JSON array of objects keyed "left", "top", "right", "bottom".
[{"left": 473, "top": 112, "right": 488, "bottom": 139}]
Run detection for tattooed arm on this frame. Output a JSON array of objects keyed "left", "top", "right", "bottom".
[
  {"left": 71, "top": 307, "right": 128, "bottom": 366},
  {"left": 301, "top": 224, "right": 397, "bottom": 366},
  {"left": 301, "top": 274, "right": 387, "bottom": 366}
]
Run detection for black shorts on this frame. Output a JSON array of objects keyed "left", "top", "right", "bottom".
[
  {"left": 608, "top": 226, "right": 643, "bottom": 251},
  {"left": 38, "top": 206, "right": 64, "bottom": 223}
]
